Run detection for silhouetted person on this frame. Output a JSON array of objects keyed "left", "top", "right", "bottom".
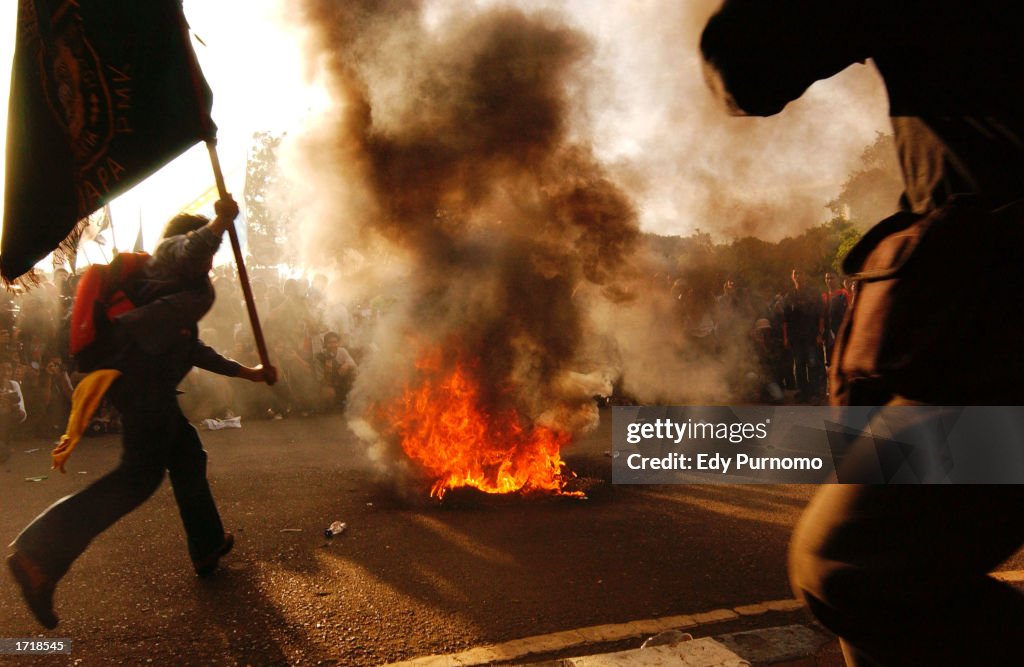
[
  {"left": 703, "top": 1, "right": 1024, "bottom": 664},
  {"left": 821, "top": 272, "right": 850, "bottom": 379},
  {"left": 783, "top": 269, "right": 822, "bottom": 401},
  {"left": 7, "top": 198, "right": 276, "bottom": 629}
]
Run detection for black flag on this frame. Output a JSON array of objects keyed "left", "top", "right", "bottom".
[{"left": 1, "top": 0, "right": 215, "bottom": 281}]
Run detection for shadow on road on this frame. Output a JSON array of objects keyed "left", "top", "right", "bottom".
[
  {"left": 0, "top": 414, "right": 817, "bottom": 665},
  {"left": 191, "top": 567, "right": 297, "bottom": 666}
]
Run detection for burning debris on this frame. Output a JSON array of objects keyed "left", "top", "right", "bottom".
[
  {"left": 375, "top": 345, "right": 575, "bottom": 499},
  {"left": 292, "top": 1, "right": 637, "bottom": 498}
]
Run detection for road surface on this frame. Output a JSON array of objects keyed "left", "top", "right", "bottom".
[{"left": 1, "top": 410, "right": 1019, "bottom": 665}]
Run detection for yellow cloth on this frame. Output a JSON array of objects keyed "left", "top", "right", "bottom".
[{"left": 51, "top": 369, "right": 122, "bottom": 473}]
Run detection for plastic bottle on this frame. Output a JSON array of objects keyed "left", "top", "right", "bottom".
[{"left": 325, "top": 521, "right": 347, "bottom": 538}]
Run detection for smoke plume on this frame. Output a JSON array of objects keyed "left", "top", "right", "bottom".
[
  {"left": 280, "top": 0, "right": 894, "bottom": 487},
  {"left": 288, "top": 0, "right": 644, "bottom": 483}
]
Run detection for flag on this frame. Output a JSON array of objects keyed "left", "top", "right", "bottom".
[
  {"left": 53, "top": 202, "right": 108, "bottom": 272},
  {"left": 1, "top": 0, "right": 216, "bottom": 282}
]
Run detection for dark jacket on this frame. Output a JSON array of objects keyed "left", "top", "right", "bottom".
[{"left": 112, "top": 226, "right": 240, "bottom": 393}]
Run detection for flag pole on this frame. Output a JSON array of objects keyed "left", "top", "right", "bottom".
[{"left": 205, "top": 140, "right": 274, "bottom": 381}]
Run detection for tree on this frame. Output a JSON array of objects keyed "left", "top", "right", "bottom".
[
  {"left": 639, "top": 215, "right": 863, "bottom": 297},
  {"left": 832, "top": 223, "right": 863, "bottom": 275},
  {"left": 827, "top": 131, "right": 903, "bottom": 229},
  {"left": 243, "top": 132, "right": 295, "bottom": 269}
]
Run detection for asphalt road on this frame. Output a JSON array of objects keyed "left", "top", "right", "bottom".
[{"left": 0, "top": 410, "right": 1020, "bottom": 666}]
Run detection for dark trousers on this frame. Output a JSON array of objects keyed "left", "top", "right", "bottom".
[
  {"left": 791, "top": 338, "right": 818, "bottom": 397},
  {"left": 11, "top": 383, "right": 225, "bottom": 581},
  {"left": 791, "top": 483, "right": 1024, "bottom": 665}
]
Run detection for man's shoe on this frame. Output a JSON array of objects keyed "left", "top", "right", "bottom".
[
  {"left": 193, "top": 532, "right": 234, "bottom": 578},
  {"left": 7, "top": 551, "right": 58, "bottom": 629}
]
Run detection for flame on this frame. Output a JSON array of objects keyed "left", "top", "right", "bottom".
[{"left": 378, "top": 347, "right": 576, "bottom": 499}]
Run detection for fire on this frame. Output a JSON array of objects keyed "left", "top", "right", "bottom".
[{"left": 378, "top": 347, "right": 576, "bottom": 499}]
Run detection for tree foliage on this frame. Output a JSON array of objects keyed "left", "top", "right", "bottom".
[
  {"left": 642, "top": 216, "right": 863, "bottom": 297},
  {"left": 826, "top": 131, "right": 903, "bottom": 229},
  {"left": 243, "top": 131, "right": 295, "bottom": 268},
  {"left": 641, "top": 132, "right": 904, "bottom": 296}
]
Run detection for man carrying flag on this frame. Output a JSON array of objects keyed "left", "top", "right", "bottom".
[
  {"left": 2, "top": 0, "right": 276, "bottom": 628},
  {"left": 9, "top": 197, "right": 275, "bottom": 629}
]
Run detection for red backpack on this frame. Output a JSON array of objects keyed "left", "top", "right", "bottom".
[{"left": 70, "top": 252, "right": 151, "bottom": 372}]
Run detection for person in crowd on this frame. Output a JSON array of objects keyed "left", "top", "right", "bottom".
[
  {"left": 35, "top": 355, "right": 73, "bottom": 438},
  {"left": 0, "top": 360, "right": 27, "bottom": 463},
  {"left": 7, "top": 197, "right": 276, "bottom": 629},
  {"left": 0, "top": 293, "right": 16, "bottom": 331},
  {"left": 314, "top": 331, "right": 358, "bottom": 412},
  {"left": 16, "top": 339, "right": 45, "bottom": 436},
  {"left": 16, "top": 285, "right": 59, "bottom": 363},
  {"left": 0, "top": 324, "right": 18, "bottom": 361},
  {"left": 264, "top": 331, "right": 311, "bottom": 418},
  {"left": 680, "top": 281, "right": 719, "bottom": 355},
  {"left": 204, "top": 275, "right": 243, "bottom": 352},
  {"left": 669, "top": 277, "right": 686, "bottom": 302},
  {"left": 52, "top": 267, "right": 70, "bottom": 298},
  {"left": 820, "top": 272, "right": 850, "bottom": 373},
  {"left": 715, "top": 278, "right": 746, "bottom": 346},
  {"left": 766, "top": 293, "right": 791, "bottom": 390},
  {"left": 782, "top": 269, "right": 823, "bottom": 401},
  {"left": 843, "top": 277, "right": 858, "bottom": 306},
  {"left": 750, "top": 318, "right": 784, "bottom": 403},
  {"left": 223, "top": 328, "right": 275, "bottom": 420}
]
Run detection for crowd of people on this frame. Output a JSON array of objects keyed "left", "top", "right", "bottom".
[
  {"left": 0, "top": 263, "right": 368, "bottom": 462},
  {"left": 180, "top": 267, "right": 365, "bottom": 424},
  {"left": 665, "top": 267, "right": 853, "bottom": 404},
  {"left": 0, "top": 253, "right": 855, "bottom": 462}
]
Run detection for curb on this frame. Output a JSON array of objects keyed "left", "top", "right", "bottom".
[
  {"left": 385, "top": 573, "right": 1024, "bottom": 666},
  {"left": 550, "top": 624, "right": 836, "bottom": 666},
  {"left": 381, "top": 599, "right": 806, "bottom": 667}
]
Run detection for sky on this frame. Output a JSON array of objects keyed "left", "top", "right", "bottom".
[
  {"left": 0, "top": 0, "right": 893, "bottom": 270},
  {"left": 0, "top": 0, "right": 328, "bottom": 263}
]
